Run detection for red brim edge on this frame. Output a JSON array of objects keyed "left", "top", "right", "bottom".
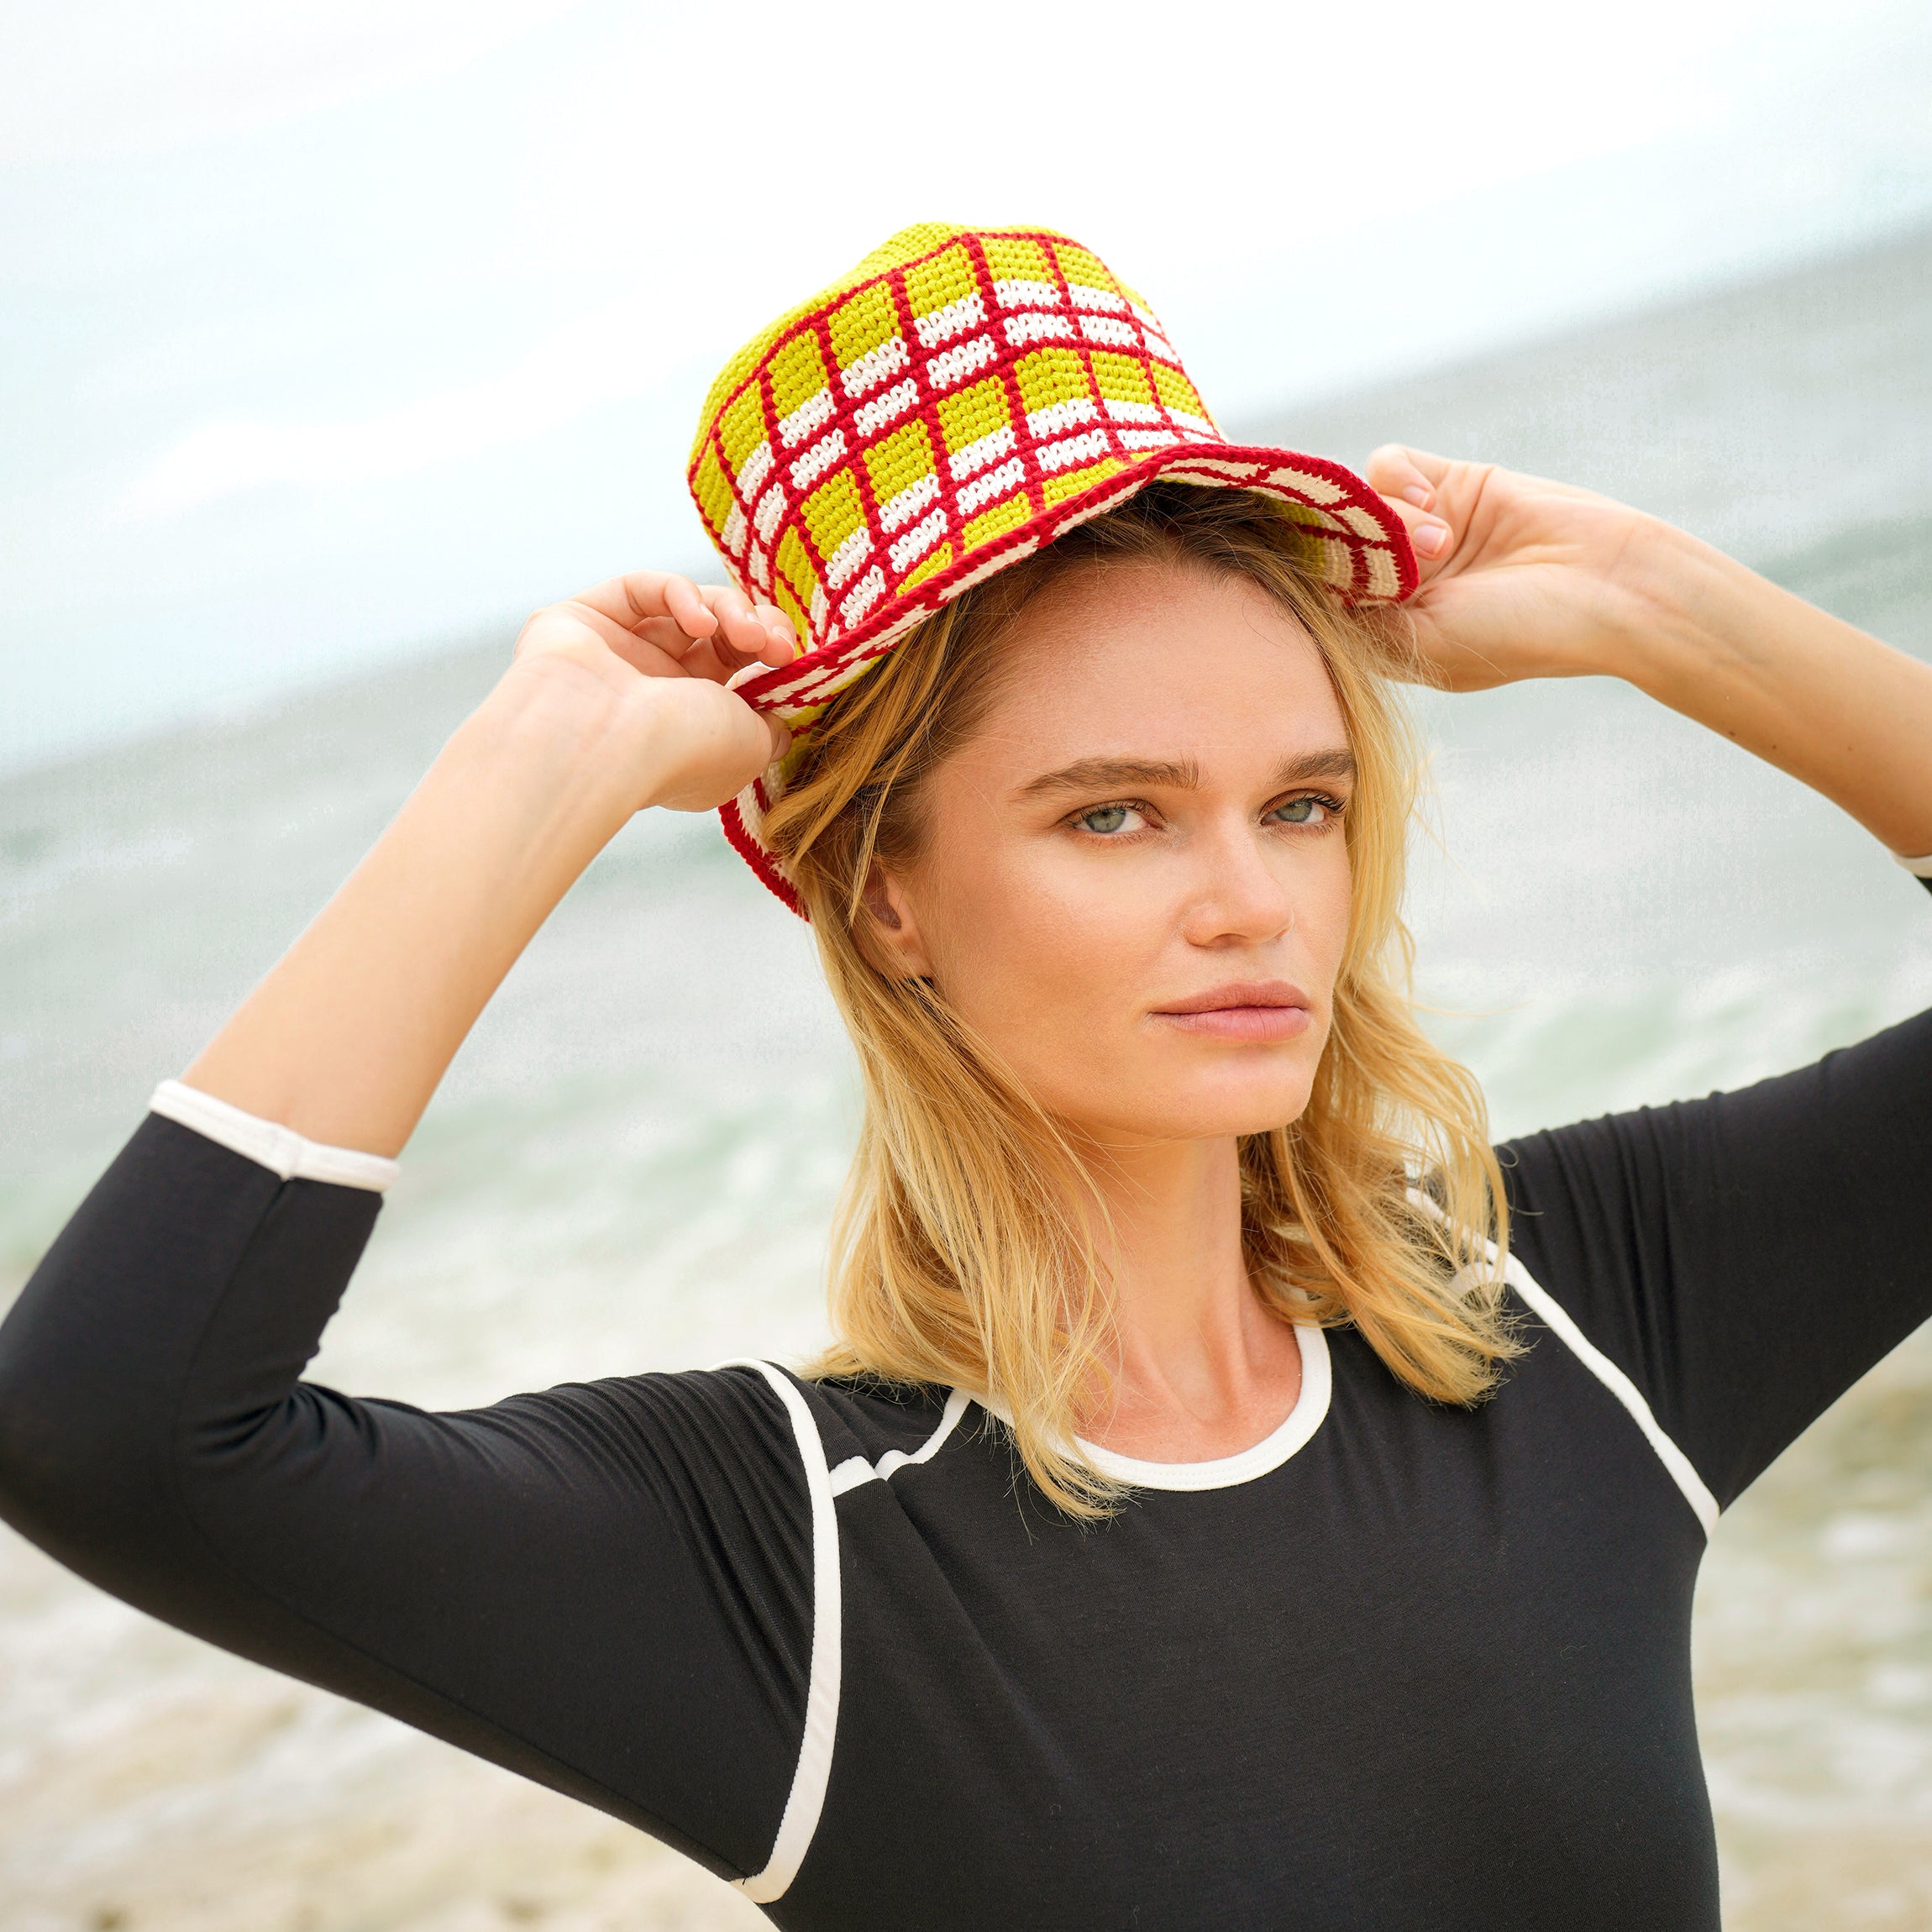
[{"left": 720, "top": 441, "right": 1417, "bottom": 919}]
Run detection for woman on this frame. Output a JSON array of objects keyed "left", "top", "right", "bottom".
[{"left": 2, "top": 224, "right": 1929, "bottom": 1929}]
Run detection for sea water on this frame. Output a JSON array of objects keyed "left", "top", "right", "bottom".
[{"left": 2, "top": 228, "right": 1929, "bottom": 1929}]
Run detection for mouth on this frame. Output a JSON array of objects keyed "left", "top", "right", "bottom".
[{"left": 1148, "top": 979, "right": 1314, "bottom": 1042}]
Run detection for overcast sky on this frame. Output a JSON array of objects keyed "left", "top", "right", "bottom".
[{"left": 5, "top": 0, "right": 1931, "bottom": 767}]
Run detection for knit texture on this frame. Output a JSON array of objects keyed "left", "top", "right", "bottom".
[{"left": 685, "top": 223, "right": 1418, "bottom": 911}]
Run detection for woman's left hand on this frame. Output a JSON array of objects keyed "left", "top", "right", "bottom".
[
  {"left": 1364, "top": 444, "right": 1667, "bottom": 690},
  {"left": 1365, "top": 444, "right": 1932, "bottom": 860}
]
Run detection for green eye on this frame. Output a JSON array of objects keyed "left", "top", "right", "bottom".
[
  {"left": 1270, "top": 797, "right": 1329, "bottom": 825},
  {"left": 1079, "top": 805, "right": 1131, "bottom": 834}
]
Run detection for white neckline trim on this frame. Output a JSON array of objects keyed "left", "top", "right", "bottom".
[
  {"left": 150, "top": 1080, "right": 399, "bottom": 1193},
  {"left": 1896, "top": 848, "right": 1932, "bottom": 879},
  {"left": 979, "top": 1322, "right": 1332, "bottom": 1494}
]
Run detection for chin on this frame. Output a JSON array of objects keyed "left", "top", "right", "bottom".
[
  {"left": 1086, "top": 1074, "right": 1317, "bottom": 1145},
  {"left": 1173, "top": 1053, "right": 1320, "bottom": 1137}
]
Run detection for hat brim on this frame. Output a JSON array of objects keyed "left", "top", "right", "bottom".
[{"left": 721, "top": 440, "right": 1417, "bottom": 916}]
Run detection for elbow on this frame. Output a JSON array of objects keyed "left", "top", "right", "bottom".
[
  {"left": 0, "top": 1294, "right": 124, "bottom": 1559},
  {"left": 0, "top": 1366, "right": 83, "bottom": 1541},
  {"left": 0, "top": 1116, "right": 374, "bottom": 1582},
  {"left": 0, "top": 1242, "right": 183, "bottom": 1573}
]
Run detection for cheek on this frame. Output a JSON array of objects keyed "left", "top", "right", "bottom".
[
  {"left": 918, "top": 832, "right": 1144, "bottom": 1047},
  {"left": 1304, "top": 840, "right": 1356, "bottom": 987}
]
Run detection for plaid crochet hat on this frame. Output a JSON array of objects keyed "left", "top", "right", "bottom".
[{"left": 687, "top": 223, "right": 1419, "bottom": 912}]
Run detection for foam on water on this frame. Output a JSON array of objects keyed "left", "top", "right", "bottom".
[{"left": 3, "top": 230, "right": 1930, "bottom": 1929}]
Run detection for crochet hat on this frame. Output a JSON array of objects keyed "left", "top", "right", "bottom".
[{"left": 687, "top": 223, "right": 1419, "bottom": 912}]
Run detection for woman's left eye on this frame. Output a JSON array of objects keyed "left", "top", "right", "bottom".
[
  {"left": 1268, "top": 795, "right": 1336, "bottom": 827},
  {"left": 1074, "top": 803, "right": 1146, "bottom": 836}
]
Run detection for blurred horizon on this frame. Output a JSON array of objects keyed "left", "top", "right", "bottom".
[
  {"left": 5, "top": 0, "right": 1932, "bottom": 774},
  {"left": 6, "top": 213, "right": 1931, "bottom": 786}
]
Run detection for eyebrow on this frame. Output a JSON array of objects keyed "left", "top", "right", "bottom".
[{"left": 1016, "top": 747, "right": 1356, "bottom": 801}]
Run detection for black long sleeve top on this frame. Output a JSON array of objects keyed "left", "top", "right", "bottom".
[{"left": 2, "top": 993, "right": 1929, "bottom": 1927}]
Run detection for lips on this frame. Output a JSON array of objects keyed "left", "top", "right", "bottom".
[{"left": 1149, "top": 980, "right": 1313, "bottom": 1042}]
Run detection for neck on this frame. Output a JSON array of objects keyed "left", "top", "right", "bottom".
[{"left": 1074, "top": 1131, "right": 1303, "bottom": 1462}]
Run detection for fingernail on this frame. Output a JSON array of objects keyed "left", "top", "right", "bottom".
[
  {"left": 1401, "top": 484, "right": 1431, "bottom": 508},
  {"left": 1413, "top": 519, "right": 1449, "bottom": 557}
]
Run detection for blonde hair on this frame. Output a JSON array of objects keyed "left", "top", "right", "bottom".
[{"left": 763, "top": 485, "right": 1515, "bottom": 1514}]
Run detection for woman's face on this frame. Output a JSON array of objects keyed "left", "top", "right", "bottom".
[{"left": 875, "top": 558, "right": 1356, "bottom": 1147}]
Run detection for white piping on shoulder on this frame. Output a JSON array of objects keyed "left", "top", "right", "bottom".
[
  {"left": 827, "top": 1387, "right": 972, "bottom": 1497},
  {"left": 711, "top": 1359, "right": 841, "bottom": 1906},
  {"left": 1896, "top": 848, "right": 1932, "bottom": 879},
  {"left": 1500, "top": 1250, "right": 1719, "bottom": 1536},
  {"left": 1411, "top": 1190, "right": 1719, "bottom": 1536},
  {"left": 150, "top": 1080, "right": 399, "bottom": 1193}
]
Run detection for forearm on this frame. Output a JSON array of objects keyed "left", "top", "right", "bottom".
[
  {"left": 1603, "top": 522, "right": 1932, "bottom": 858},
  {"left": 186, "top": 654, "right": 664, "bottom": 1156}
]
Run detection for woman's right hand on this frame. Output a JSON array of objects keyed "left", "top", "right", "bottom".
[
  {"left": 180, "top": 570, "right": 801, "bottom": 1154},
  {"left": 509, "top": 570, "right": 797, "bottom": 812}
]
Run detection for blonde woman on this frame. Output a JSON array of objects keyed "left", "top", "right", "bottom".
[{"left": 2, "top": 227, "right": 1929, "bottom": 1929}]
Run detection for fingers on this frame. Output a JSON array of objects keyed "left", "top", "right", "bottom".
[
  {"left": 559, "top": 570, "right": 706, "bottom": 638},
  {"left": 517, "top": 594, "right": 728, "bottom": 685},
  {"left": 696, "top": 582, "right": 801, "bottom": 669},
  {"left": 1366, "top": 445, "right": 1465, "bottom": 569},
  {"left": 1366, "top": 444, "right": 1453, "bottom": 504},
  {"left": 514, "top": 597, "right": 680, "bottom": 675},
  {"left": 533, "top": 570, "right": 798, "bottom": 685},
  {"left": 1378, "top": 496, "right": 1454, "bottom": 563},
  {"left": 670, "top": 585, "right": 797, "bottom": 685},
  {"left": 1365, "top": 468, "right": 1453, "bottom": 570},
  {"left": 571, "top": 570, "right": 790, "bottom": 662}
]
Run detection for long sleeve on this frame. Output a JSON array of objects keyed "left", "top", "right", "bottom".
[
  {"left": 0, "top": 1115, "right": 814, "bottom": 1882},
  {"left": 1500, "top": 1003, "right": 1932, "bottom": 1509}
]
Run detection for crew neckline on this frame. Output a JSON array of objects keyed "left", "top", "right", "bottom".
[{"left": 976, "top": 1321, "right": 1333, "bottom": 1494}]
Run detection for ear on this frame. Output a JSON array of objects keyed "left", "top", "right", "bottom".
[{"left": 861, "top": 864, "right": 935, "bottom": 979}]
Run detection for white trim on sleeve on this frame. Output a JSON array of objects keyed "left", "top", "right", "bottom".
[
  {"left": 149, "top": 1081, "right": 398, "bottom": 1193},
  {"left": 713, "top": 1359, "right": 842, "bottom": 1906},
  {"left": 1895, "top": 849, "right": 1932, "bottom": 879}
]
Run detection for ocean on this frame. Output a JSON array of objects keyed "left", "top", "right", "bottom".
[{"left": 3, "top": 225, "right": 1930, "bottom": 1929}]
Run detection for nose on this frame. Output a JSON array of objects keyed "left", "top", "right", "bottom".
[{"left": 1179, "top": 811, "right": 1295, "bottom": 948}]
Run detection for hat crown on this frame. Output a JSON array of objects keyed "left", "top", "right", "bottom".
[
  {"left": 687, "top": 226, "right": 1222, "bottom": 702},
  {"left": 686, "top": 223, "right": 1416, "bottom": 912}
]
